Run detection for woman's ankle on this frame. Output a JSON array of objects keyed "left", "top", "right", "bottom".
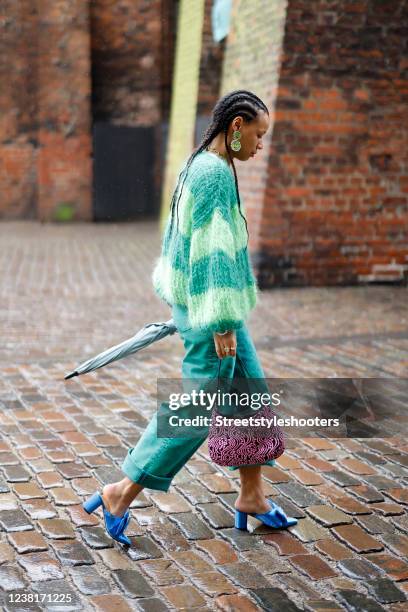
[
  {"left": 237, "top": 486, "right": 265, "bottom": 502},
  {"left": 235, "top": 490, "right": 270, "bottom": 514},
  {"left": 116, "top": 480, "right": 144, "bottom": 507},
  {"left": 102, "top": 480, "right": 143, "bottom": 515}
]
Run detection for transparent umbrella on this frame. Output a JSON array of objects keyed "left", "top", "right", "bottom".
[{"left": 64, "top": 319, "right": 177, "bottom": 380}]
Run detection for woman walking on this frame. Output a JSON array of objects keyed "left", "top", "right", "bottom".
[{"left": 83, "top": 90, "right": 297, "bottom": 546}]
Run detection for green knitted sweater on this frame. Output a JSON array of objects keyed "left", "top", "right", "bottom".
[{"left": 152, "top": 150, "right": 258, "bottom": 333}]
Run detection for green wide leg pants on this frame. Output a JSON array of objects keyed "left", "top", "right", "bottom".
[{"left": 121, "top": 304, "right": 276, "bottom": 491}]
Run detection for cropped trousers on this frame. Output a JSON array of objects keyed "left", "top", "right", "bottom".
[{"left": 121, "top": 304, "right": 276, "bottom": 491}]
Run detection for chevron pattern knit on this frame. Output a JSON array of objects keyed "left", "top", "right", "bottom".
[{"left": 152, "top": 151, "right": 258, "bottom": 333}]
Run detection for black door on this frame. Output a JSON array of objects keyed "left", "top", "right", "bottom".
[{"left": 92, "top": 122, "right": 155, "bottom": 221}]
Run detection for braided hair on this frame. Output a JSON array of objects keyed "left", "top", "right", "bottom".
[{"left": 168, "top": 90, "right": 269, "bottom": 246}]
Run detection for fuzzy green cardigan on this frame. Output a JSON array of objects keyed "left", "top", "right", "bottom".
[{"left": 152, "top": 150, "right": 258, "bottom": 333}]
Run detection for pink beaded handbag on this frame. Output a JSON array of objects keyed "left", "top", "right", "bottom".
[{"left": 208, "top": 355, "right": 285, "bottom": 466}]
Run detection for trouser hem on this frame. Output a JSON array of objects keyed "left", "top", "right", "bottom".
[{"left": 121, "top": 451, "right": 172, "bottom": 492}]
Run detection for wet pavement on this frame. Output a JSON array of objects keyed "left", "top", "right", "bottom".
[{"left": 0, "top": 220, "right": 407, "bottom": 611}]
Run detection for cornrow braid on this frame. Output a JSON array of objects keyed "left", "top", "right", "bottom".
[{"left": 167, "top": 90, "right": 269, "bottom": 247}]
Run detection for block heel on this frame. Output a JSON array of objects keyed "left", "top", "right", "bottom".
[
  {"left": 235, "top": 510, "right": 248, "bottom": 530},
  {"left": 83, "top": 492, "right": 103, "bottom": 514}
]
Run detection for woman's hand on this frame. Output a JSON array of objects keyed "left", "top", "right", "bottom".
[{"left": 213, "top": 330, "right": 237, "bottom": 359}]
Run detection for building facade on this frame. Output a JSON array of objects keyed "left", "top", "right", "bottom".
[{"left": 1, "top": 0, "right": 407, "bottom": 286}]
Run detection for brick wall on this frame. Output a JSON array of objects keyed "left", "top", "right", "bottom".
[
  {"left": 0, "top": 0, "right": 39, "bottom": 219},
  {"left": 37, "top": 0, "right": 92, "bottom": 223},
  {"left": 197, "top": 0, "right": 407, "bottom": 287},
  {"left": 91, "top": 0, "right": 167, "bottom": 126},
  {"left": 0, "top": 1, "right": 92, "bottom": 222},
  {"left": 213, "top": 0, "right": 288, "bottom": 256},
  {"left": 257, "top": 0, "right": 408, "bottom": 286},
  {"left": 1, "top": 0, "right": 174, "bottom": 222}
]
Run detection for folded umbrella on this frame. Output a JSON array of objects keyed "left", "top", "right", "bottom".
[{"left": 64, "top": 319, "right": 177, "bottom": 380}]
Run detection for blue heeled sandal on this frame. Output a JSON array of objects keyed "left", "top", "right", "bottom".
[
  {"left": 82, "top": 492, "right": 132, "bottom": 546},
  {"left": 235, "top": 499, "right": 298, "bottom": 531}
]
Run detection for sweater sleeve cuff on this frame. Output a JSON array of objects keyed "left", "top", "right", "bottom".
[{"left": 190, "top": 319, "right": 244, "bottom": 335}]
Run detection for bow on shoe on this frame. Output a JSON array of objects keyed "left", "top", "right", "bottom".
[
  {"left": 266, "top": 500, "right": 297, "bottom": 528},
  {"left": 104, "top": 508, "right": 131, "bottom": 539},
  {"left": 268, "top": 505, "right": 288, "bottom": 527},
  {"left": 252, "top": 500, "right": 297, "bottom": 528}
]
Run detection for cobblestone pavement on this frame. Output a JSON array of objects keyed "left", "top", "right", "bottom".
[{"left": 0, "top": 221, "right": 407, "bottom": 611}]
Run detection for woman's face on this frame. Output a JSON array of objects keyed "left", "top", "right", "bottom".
[{"left": 231, "top": 111, "right": 270, "bottom": 161}]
